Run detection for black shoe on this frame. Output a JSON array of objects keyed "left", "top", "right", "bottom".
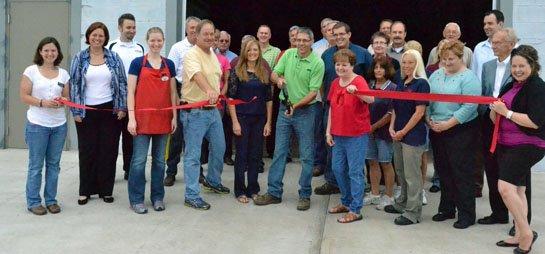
[
  {"left": 314, "top": 183, "right": 340, "bottom": 195},
  {"left": 78, "top": 196, "right": 90, "bottom": 205},
  {"left": 384, "top": 205, "right": 402, "bottom": 214},
  {"left": 199, "top": 170, "right": 206, "bottom": 184},
  {"left": 394, "top": 215, "right": 416, "bottom": 225},
  {"left": 103, "top": 196, "right": 114, "bottom": 203},
  {"left": 429, "top": 185, "right": 440, "bottom": 193},
  {"left": 509, "top": 225, "right": 516, "bottom": 236},
  {"left": 432, "top": 212, "right": 455, "bottom": 222},
  {"left": 312, "top": 167, "right": 324, "bottom": 177},
  {"left": 224, "top": 157, "right": 235, "bottom": 166},
  {"left": 496, "top": 240, "right": 519, "bottom": 248},
  {"left": 478, "top": 215, "right": 509, "bottom": 225},
  {"left": 203, "top": 181, "right": 230, "bottom": 194},
  {"left": 453, "top": 220, "right": 474, "bottom": 229},
  {"left": 124, "top": 171, "right": 129, "bottom": 181},
  {"left": 287, "top": 156, "right": 292, "bottom": 163},
  {"left": 164, "top": 175, "right": 176, "bottom": 187},
  {"left": 514, "top": 247, "right": 531, "bottom": 254},
  {"left": 184, "top": 198, "right": 211, "bottom": 210}
]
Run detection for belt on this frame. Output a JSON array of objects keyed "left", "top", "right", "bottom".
[{"left": 180, "top": 101, "right": 217, "bottom": 112}]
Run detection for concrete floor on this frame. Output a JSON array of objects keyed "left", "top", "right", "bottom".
[{"left": 1, "top": 149, "right": 544, "bottom": 254}]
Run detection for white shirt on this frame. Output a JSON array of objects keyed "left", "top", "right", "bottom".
[
  {"left": 107, "top": 38, "right": 145, "bottom": 76},
  {"left": 312, "top": 38, "right": 329, "bottom": 58},
  {"left": 471, "top": 39, "right": 494, "bottom": 81},
  {"left": 23, "top": 65, "right": 70, "bottom": 127},
  {"left": 493, "top": 55, "right": 511, "bottom": 97},
  {"left": 167, "top": 37, "right": 194, "bottom": 83},
  {"left": 85, "top": 64, "right": 113, "bottom": 105}
]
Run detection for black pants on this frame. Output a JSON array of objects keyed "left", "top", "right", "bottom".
[
  {"left": 75, "top": 101, "right": 121, "bottom": 197},
  {"left": 166, "top": 110, "right": 184, "bottom": 176},
  {"left": 120, "top": 117, "right": 133, "bottom": 172},
  {"left": 233, "top": 114, "right": 264, "bottom": 197},
  {"left": 222, "top": 110, "right": 233, "bottom": 159},
  {"left": 430, "top": 119, "right": 478, "bottom": 223}
]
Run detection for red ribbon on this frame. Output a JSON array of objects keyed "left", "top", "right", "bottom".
[{"left": 354, "top": 90, "right": 501, "bottom": 153}]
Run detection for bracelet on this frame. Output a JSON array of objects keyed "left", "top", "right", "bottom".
[
  {"left": 506, "top": 110, "right": 514, "bottom": 120},
  {"left": 39, "top": 99, "right": 43, "bottom": 107}
]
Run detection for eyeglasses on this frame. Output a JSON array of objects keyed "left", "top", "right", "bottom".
[
  {"left": 373, "top": 41, "right": 387, "bottom": 45},
  {"left": 296, "top": 39, "right": 311, "bottom": 43},
  {"left": 219, "top": 39, "right": 229, "bottom": 43}
]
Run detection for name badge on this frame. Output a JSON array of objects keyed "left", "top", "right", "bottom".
[
  {"left": 57, "top": 82, "right": 65, "bottom": 88},
  {"left": 161, "top": 75, "right": 169, "bottom": 82}
]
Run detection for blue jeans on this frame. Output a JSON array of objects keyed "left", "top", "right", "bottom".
[
  {"left": 313, "top": 102, "right": 326, "bottom": 168},
  {"left": 166, "top": 109, "right": 184, "bottom": 176},
  {"left": 331, "top": 134, "right": 369, "bottom": 214},
  {"left": 181, "top": 109, "right": 226, "bottom": 200},
  {"left": 322, "top": 102, "right": 337, "bottom": 186},
  {"left": 267, "top": 103, "right": 316, "bottom": 199},
  {"left": 25, "top": 122, "right": 67, "bottom": 209},
  {"left": 128, "top": 134, "right": 168, "bottom": 205}
]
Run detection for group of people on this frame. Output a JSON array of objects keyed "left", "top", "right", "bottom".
[{"left": 21, "top": 9, "right": 545, "bottom": 254}]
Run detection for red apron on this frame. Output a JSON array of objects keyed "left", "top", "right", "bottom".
[{"left": 135, "top": 55, "right": 173, "bottom": 134}]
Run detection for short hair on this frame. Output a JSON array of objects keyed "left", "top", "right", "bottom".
[
  {"left": 220, "top": 31, "right": 231, "bottom": 40},
  {"left": 404, "top": 40, "right": 423, "bottom": 55},
  {"left": 485, "top": 10, "right": 505, "bottom": 23},
  {"left": 146, "top": 27, "right": 164, "bottom": 41},
  {"left": 118, "top": 13, "right": 135, "bottom": 26},
  {"left": 380, "top": 19, "right": 393, "bottom": 26},
  {"left": 297, "top": 27, "right": 314, "bottom": 41},
  {"left": 496, "top": 27, "right": 518, "bottom": 43},
  {"left": 289, "top": 25, "right": 299, "bottom": 33},
  {"left": 440, "top": 40, "right": 465, "bottom": 59},
  {"left": 444, "top": 22, "right": 461, "bottom": 33},
  {"left": 185, "top": 16, "right": 201, "bottom": 30},
  {"left": 511, "top": 45, "right": 540, "bottom": 76},
  {"left": 33, "top": 37, "right": 63, "bottom": 66},
  {"left": 371, "top": 31, "right": 390, "bottom": 45},
  {"left": 196, "top": 19, "right": 214, "bottom": 34},
  {"left": 320, "top": 18, "right": 332, "bottom": 26},
  {"left": 391, "top": 21, "right": 406, "bottom": 32},
  {"left": 85, "top": 22, "right": 109, "bottom": 47},
  {"left": 368, "top": 55, "right": 396, "bottom": 81},
  {"left": 258, "top": 24, "right": 271, "bottom": 32},
  {"left": 333, "top": 49, "right": 356, "bottom": 66},
  {"left": 333, "top": 21, "right": 351, "bottom": 33}
]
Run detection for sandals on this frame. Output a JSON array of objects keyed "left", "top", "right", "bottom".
[
  {"left": 337, "top": 212, "right": 363, "bottom": 223},
  {"left": 328, "top": 204, "right": 349, "bottom": 214},
  {"left": 237, "top": 195, "right": 249, "bottom": 204}
]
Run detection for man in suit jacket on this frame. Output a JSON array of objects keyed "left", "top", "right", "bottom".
[{"left": 478, "top": 28, "right": 518, "bottom": 226}]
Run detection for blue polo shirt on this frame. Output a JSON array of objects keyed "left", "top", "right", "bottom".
[
  {"left": 322, "top": 43, "right": 372, "bottom": 103},
  {"left": 392, "top": 78, "right": 430, "bottom": 146}
]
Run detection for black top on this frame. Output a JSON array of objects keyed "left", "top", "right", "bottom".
[{"left": 228, "top": 69, "right": 272, "bottom": 115}]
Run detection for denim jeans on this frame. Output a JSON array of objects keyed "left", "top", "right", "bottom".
[
  {"left": 166, "top": 109, "right": 184, "bottom": 176},
  {"left": 128, "top": 134, "right": 168, "bottom": 205},
  {"left": 267, "top": 103, "right": 316, "bottom": 199},
  {"left": 322, "top": 102, "right": 337, "bottom": 187},
  {"left": 25, "top": 121, "right": 67, "bottom": 209},
  {"left": 181, "top": 109, "right": 226, "bottom": 200},
  {"left": 313, "top": 102, "right": 327, "bottom": 169},
  {"left": 331, "top": 134, "right": 369, "bottom": 214}
]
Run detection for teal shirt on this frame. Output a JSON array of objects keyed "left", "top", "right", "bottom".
[
  {"left": 428, "top": 68, "right": 481, "bottom": 123},
  {"left": 273, "top": 48, "right": 325, "bottom": 104}
]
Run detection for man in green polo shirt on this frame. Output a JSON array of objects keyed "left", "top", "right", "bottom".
[
  {"left": 254, "top": 27, "right": 325, "bottom": 211},
  {"left": 257, "top": 25, "right": 281, "bottom": 69}
]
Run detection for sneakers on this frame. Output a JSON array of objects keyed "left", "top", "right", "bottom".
[
  {"left": 224, "top": 156, "right": 235, "bottom": 166},
  {"left": 131, "top": 203, "right": 148, "bottom": 214},
  {"left": 202, "top": 181, "right": 230, "bottom": 194},
  {"left": 376, "top": 195, "right": 394, "bottom": 210},
  {"left": 153, "top": 200, "right": 165, "bottom": 211},
  {"left": 28, "top": 205, "right": 47, "bottom": 216},
  {"left": 253, "top": 193, "right": 282, "bottom": 206},
  {"left": 393, "top": 185, "right": 401, "bottom": 199},
  {"left": 297, "top": 198, "right": 311, "bottom": 211},
  {"left": 46, "top": 204, "right": 61, "bottom": 214},
  {"left": 422, "top": 189, "right": 428, "bottom": 205},
  {"left": 429, "top": 185, "right": 440, "bottom": 193},
  {"left": 184, "top": 198, "right": 211, "bottom": 210},
  {"left": 314, "top": 183, "right": 340, "bottom": 195},
  {"left": 164, "top": 175, "right": 176, "bottom": 187},
  {"left": 363, "top": 193, "right": 381, "bottom": 206}
]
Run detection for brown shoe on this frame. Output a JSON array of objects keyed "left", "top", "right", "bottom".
[
  {"left": 312, "top": 167, "right": 324, "bottom": 177},
  {"left": 28, "top": 205, "right": 47, "bottom": 215},
  {"left": 46, "top": 204, "right": 61, "bottom": 214},
  {"left": 253, "top": 193, "right": 282, "bottom": 206},
  {"left": 164, "top": 175, "right": 176, "bottom": 187},
  {"left": 314, "top": 183, "right": 340, "bottom": 195},
  {"left": 297, "top": 198, "right": 311, "bottom": 211}
]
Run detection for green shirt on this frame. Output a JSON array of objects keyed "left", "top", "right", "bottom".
[
  {"left": 273, "top": 48, "right": 325, "bottom": 104},
  {"left": 427, "top": 68, "right": 481, "bottom": 123},
  {"left": 261, "top": 45, "right": 281, "bottom": 69}
]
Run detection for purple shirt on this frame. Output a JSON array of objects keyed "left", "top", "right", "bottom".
[{"left": 498, "top": 82, "right": 545, "bottom": 148}]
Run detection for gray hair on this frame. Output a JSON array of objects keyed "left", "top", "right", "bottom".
[
  {"left": 444, "top": 22, "right": 461, "bottom": 33},
  {"left": 241, "top": 35, "right": 256, "bottom": 44},
  {"left": 496, "top": 27, "right": 519, "bottom": 43},
  {"left": 297, "top": 27, "right": 314, "bottom": 41},
  {"left": 320, "top": 18, "right": 332, "bottom": 26},
  {"left": 289, "top": 25, "right": 299, "bottom": 33},
  {"left": 220, "top": 30, "right": 231, "bottom": 40},
  {"left": 185, "top": 16, "right": 201, "bottom": 30}
]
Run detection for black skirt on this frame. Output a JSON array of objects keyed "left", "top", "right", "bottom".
[{"left": 496, "top": 144, "right": 545, "bottom": 186}]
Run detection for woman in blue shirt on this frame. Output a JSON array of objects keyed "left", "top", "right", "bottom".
[
  {"left": 427, "top": 41, "right": 481, "bottom": 229},
  {"left": 228, "top": 39, "right": 272, "bottom": 203}
]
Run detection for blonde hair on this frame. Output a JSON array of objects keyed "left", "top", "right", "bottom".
[
  {"left": 401, "top": 49, "right": 428, "bottom": 81},
  {"left": 235, "top": 39, "right": 269, "bottom": 83},
  {"left": 404, "top": 40, "right": 423, "bottom": 55}
]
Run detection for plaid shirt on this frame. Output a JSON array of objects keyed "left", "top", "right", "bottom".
[{"left": 69, "top": 47, "right": 127, "bottom": 118}]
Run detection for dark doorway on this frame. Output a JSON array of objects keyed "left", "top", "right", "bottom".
[{"left": 188, "top": 0, "right": 493, "bottom": 60}]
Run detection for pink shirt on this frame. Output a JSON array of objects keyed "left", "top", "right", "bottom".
[{"left": 216, "top": 53, "right": 231, "bottom": 90}]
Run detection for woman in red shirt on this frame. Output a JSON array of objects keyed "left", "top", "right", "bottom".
[
  {"left": 326, "top": 49, "right": 374, "bottom": 223},
  {"left": 126, "top": 27, "right": 177, "bottom": 214}
]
